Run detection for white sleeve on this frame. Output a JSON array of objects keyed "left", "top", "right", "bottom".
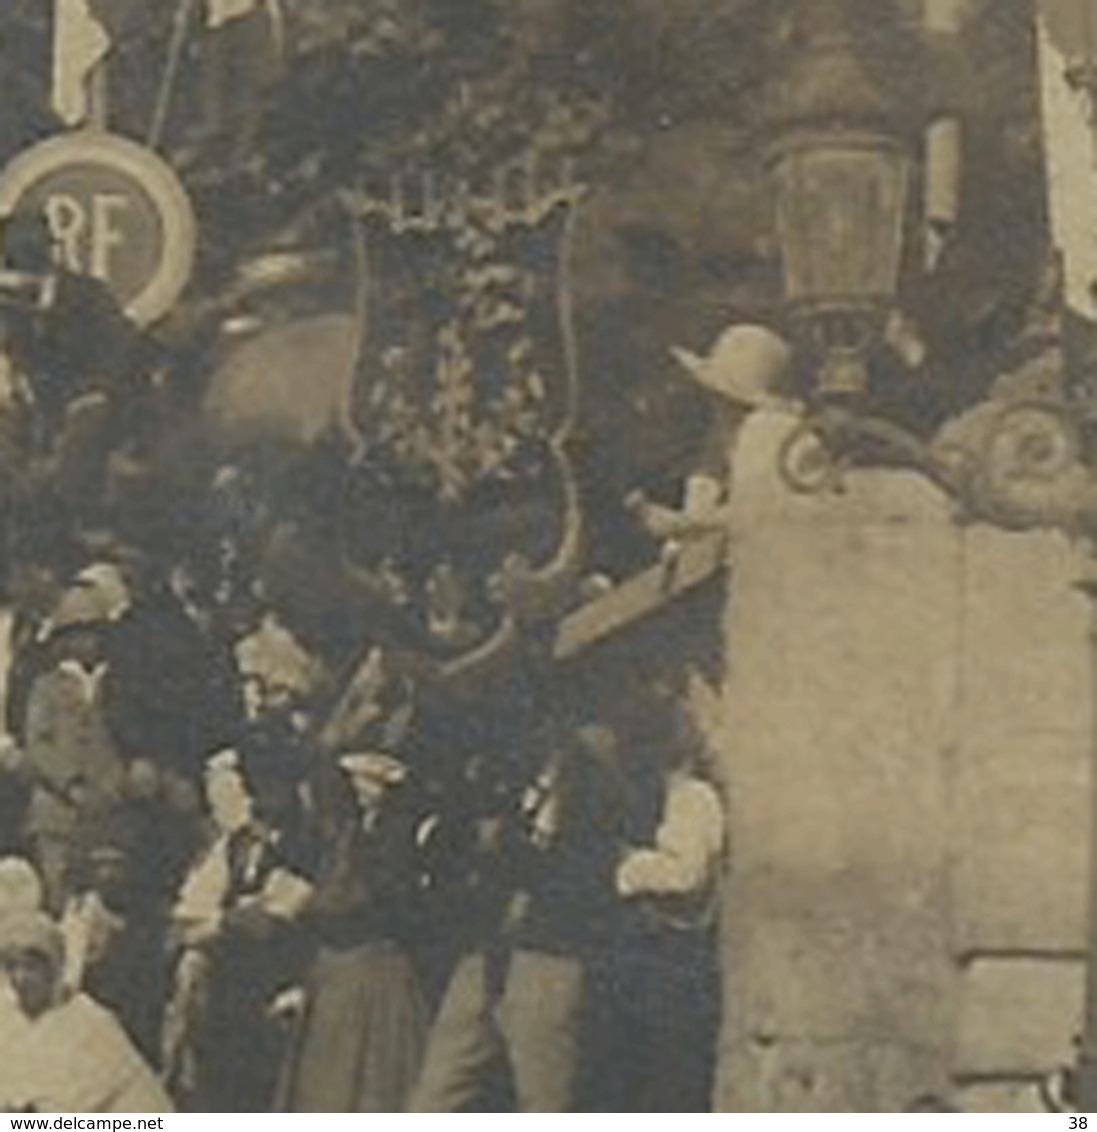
[
  {"left": 616, "top": 778, "right": 724, "bottom": 898},
  {"left": 173, "top": 837, "right": 230, "bottom": 927}
]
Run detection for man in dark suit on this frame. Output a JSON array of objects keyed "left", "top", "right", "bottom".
[
  {"left": 410, "top": 720, "right": 631, "bottom": 1112},
  {"left": 0, "top": 209, "right": 156, "bottom": 533},
  {"left": 0, "top": 211, "right": 150, "bottom": 451}
]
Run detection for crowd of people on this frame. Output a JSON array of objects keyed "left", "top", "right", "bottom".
[
  {"left": 0, "top": 542, "right": 726, "bottom": 1113},
  {"left": 0, "top": 153, "right": 735, "bottom": 1111}
]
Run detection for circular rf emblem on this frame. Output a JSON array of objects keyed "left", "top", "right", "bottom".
[{"left": 0, "top": 130, "right": 196, "bottom": 326}]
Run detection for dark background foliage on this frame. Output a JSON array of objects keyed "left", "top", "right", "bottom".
[{"left": 0, "top": 0, "right": 1050, "bottom": 542}]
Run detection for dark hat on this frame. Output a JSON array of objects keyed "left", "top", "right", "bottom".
[{"left": 0, "top": 211, "right": 54, "bottom": 272}]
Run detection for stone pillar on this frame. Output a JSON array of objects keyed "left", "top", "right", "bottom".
[
  {"left": 951, "top": 527, "right": 1091, "bottom": 1111},
  {"left": 710, "top": 409, "right": 962, "bottom": 1111}
]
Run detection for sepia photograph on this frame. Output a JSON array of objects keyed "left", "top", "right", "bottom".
[{"left": 0, "top": 0, "right": 1092, "bottom": 1115}]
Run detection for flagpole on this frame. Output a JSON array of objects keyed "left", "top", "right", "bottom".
[
  {"left": 148, "top": 0, "right": 198, "bottom": 150},
  {"left": 85, "top": 58, "right": 109, "bottom": 128}
]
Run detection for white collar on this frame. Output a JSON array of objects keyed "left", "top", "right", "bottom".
[{"left": 57, "top": 659, "right": 107, "bottom": 700}]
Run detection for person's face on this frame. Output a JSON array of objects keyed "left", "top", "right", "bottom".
[
  {"left": 205, "top": 766, "right": 253, "bottom": 834},
  {"left": 3, "top": 949, "right": 56, "bottom": 1018},
  {"left": 242, "top": 673, "right": 296, "bottom": 721}
]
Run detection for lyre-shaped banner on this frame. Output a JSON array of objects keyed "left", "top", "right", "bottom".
[{"left": 337, "top": 177, "right": 584, "bottom": 671}]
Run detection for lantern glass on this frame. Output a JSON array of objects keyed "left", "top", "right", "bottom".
[{"left": 772, "top": 133, "right": 910, "bottom": 311}]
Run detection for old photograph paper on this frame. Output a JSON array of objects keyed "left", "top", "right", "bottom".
[{"left": 0, "top": 0, "right": 1089, "bottom": 1115}]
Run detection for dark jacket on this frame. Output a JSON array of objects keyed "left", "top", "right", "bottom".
[
  {"left": 103, "top": 589, "right": 243, "bottom": 779},
  {"left": 7, "top": 272, "right": 149, "bottom": 445},
  {"left": 509, "top": 748, "right": 630, "bottom": 959},
  {"left": 306, "top": 798, "right": 427, "bottom": 952}
]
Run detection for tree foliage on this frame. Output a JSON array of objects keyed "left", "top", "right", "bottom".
[{"left": 247, "top": 0, "right": 778, "bottom": 220}]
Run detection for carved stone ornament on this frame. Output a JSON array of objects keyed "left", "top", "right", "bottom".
[{"left": 777, "top": 342, "right": 1097, "bottom": 539}]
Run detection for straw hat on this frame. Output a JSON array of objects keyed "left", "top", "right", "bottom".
[
  {"left": 671, "top": 324, "right": 792, "bottom": 409},
  {"left": 338, "top": 752, "right": 408, "bottom": 788}
]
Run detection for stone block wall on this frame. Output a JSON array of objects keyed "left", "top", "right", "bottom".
[
  {"left": 710, "top": 409, "right": 1093, "bottom": 1111},
  {"left": 950, "top": 528, "right": 1090, "bottom": 1111}
]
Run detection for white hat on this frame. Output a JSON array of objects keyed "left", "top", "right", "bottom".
[
  {"left": 339, "top": 752, "right": 408, "bottom": 786},
  {"left": 672, "top": 324, "right": 792, "bottom": 408}
]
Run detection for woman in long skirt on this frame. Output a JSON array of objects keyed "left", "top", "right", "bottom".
[{"left": 278, "top": 751, "right": 427, "bottom": 1112}]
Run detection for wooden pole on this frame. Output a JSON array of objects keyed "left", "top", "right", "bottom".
[{"left": 147, "top": 0, "right": 197, "bottom": 151}]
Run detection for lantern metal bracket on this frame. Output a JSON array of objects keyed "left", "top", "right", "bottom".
[
  {"left": 776, "top": 405, "right": 962, "bottom": 498},
  {"left": 777, "top": 396, "right": 1097, "bottom": 537}
]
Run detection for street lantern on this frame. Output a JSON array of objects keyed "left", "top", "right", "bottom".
[{"left": 767, "top": 0, "right": 912, "bottom": 399}]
